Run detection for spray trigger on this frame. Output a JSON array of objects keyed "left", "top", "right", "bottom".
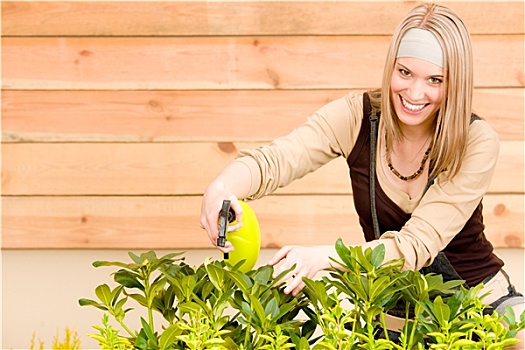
[{"left": 217, "top": 199, "right": 235, "bottom": 259}]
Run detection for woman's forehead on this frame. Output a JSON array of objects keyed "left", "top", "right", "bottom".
[{"left": 395, "top": 57, "right": 444, "bottom": 76}]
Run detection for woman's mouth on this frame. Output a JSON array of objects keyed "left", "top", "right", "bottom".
[{"left": 400, "top": 96, "right": 428, "bottom": 112}]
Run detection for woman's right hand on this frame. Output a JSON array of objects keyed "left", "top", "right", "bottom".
[{"left": 200, "top": 179, "right": 245, "bottom": 253}]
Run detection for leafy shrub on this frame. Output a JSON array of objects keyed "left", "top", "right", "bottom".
[{"left": 79, "top": 241, "right": 525, "bottom": 349}]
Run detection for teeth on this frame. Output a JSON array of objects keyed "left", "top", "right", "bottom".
[{"left": 401, "top": 97, "right": 426, "bottom": 111}]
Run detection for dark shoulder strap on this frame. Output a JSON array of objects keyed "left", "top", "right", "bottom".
[
  {"left": 363, "top": 92, "right": 372, "bottom": 116},
  {"left": 366, "top": 93, "right": 382, "bottom": 239},
  {"left": 470, "top": 114, "right": 481, "bottom": 123}
]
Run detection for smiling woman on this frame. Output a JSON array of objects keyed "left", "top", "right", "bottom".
[
  {"left": 1, "top": 0, "right": 524, "bottom": 349},
  {"left": 199, "top": 2, "right": 524, "bottom": 345}
]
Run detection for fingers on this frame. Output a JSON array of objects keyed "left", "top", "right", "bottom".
[
  {"left": 228, "top": 196, "right": 244, "bottom": 224},
  {"left": 219, "top": 241, "right": 234, "bottom": 253},
  {"left": 200, "top": 191, "right": 244, "bottom": 253},
  {"left": 283, "top": 272, "right": 305, "bottom": 296},
  {"left": 268, "top": 245, "right": 329, "bottom": 296},
  {"left": 200, "top": 211, "right": 235, "bottom": 253},
  {"left": 226, "top": 196, "right": 244, "bottom": 232},
  {"left": 268, "top": 245, "right": 294, "bottom": 266},
  {"left": 199, "top": 209, "right": 219, "bottom": 247},
  {"left": 267, "top": 245, "right": 307, "bottom": 296}
]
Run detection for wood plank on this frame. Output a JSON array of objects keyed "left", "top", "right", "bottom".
[
  {"left": 0, "top": 90, "right": 349, "bottom": 142},
  {"left": 2, "top": 194, "right": 522, "bottom": 249},
  {"left": 3, "top": 89, "right": 524, "bottom": 142},
  {"left": 0, "top": 142, "right": 351, "bottom": 195},
  {"left": 2, "top": 141, "right": 522, "bottom": 196},
  {"left": 2, "top": 2, "right": 523, "bottom": 36},
  {"left": 2, "top": 35, "right": 523, "bottom": 90}
]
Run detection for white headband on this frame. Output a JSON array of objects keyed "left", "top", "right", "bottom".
[{"left": 397, "top": 28, "right": 444, "bottom": 68}]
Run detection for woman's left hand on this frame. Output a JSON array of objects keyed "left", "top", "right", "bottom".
[{"left": 268, "top": 245, "right": 335, "bottom": 296}]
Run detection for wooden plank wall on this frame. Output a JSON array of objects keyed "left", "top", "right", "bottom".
[{"left": 2, "top": 1, "right": 524, "bottom": 250}]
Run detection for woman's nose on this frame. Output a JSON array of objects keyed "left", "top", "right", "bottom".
[{"left": 406, "top": 79, "right": 425, "bottom": 101}]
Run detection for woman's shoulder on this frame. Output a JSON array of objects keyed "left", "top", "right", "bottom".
[
  {"left": 323, "top": 91, "right": 364, "bottom": 109},
  {"left": 316, "top": 92, "right": 366, "bottom": 121},
  {"left": 469, "top": 114, "right": 499, "bottom": 143},
  {"left": 306, "top": 92, "right": 366, "bottom": 158},
  {"left": 465, "top": 115, "right": 499, "bottom": 161}
]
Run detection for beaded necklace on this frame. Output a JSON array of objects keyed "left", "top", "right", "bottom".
[{"left": 386, "top": 141, "right": 432, "bottom": 181}]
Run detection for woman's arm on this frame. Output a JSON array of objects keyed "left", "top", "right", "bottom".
[
  {"left": 200, "top": 93, "right": 363, "bottom": 251},
  {"left": 237, "top": 93, "right": 363, "bottom": 200}
]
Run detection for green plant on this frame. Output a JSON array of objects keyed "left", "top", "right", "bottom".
[
  {"left": 29, "top": 327, "right": 82, "bottom": 350},
  {"left": 89, "top": 314, "right": 134, "bottom": 350},
  {"left": 79, "top": 251, "right": 312, "bottom": 349},
  {"left": 302, "top": 239, "right": 525, "bottom": 349},
  {"left": 80, "top": 244, "right": 525, "bottom": 349},
  {"left": 416, "top": 285, "right": 524, "bottom": 349}
]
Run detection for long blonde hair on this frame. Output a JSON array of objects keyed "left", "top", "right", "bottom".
[{"left": 370, "top": 3, "right": 473, "bottom": 181}]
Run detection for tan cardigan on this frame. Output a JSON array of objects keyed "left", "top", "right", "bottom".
[{"left": 233, "top": 92, "right": 500, "bottom": 274}]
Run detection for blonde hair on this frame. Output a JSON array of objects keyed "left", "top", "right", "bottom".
[{"left": 370, "top": 3, "right": 473, "bottom": 181}]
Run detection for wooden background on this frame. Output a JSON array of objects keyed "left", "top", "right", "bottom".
[{"left": 2, "top": 1, "right": 524, "bottom": 250}]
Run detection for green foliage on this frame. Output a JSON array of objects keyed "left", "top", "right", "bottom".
[
  {"left": 80, "top": 251, "right": 311, "bottom": 349},
  {"left": 305, "top": 239, "right": 525, "bottom": 349},
  {"left": 80, "top": 244, "right": 525, "bottom": 349},
  {"left": 88, "top": 314, "right": 134, "bottom": 350},
  {"left": 29, "top": 328, "right": 82, "bottom": 350}
]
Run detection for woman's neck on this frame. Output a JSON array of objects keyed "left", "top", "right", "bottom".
[{"left": 398, "top": 123, "right": 434, "bottom": 143}]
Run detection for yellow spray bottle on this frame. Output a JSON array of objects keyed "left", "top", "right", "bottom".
[{"left": 217, "top": 199, "right": 261, "bottom": 273}]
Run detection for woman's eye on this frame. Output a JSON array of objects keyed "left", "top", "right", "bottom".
[
  {"left": 399, "top": 68, "right": 410, "bottom": 76},
  {"left": 429, "top": 77, "right": 443, "bottom": 84}
]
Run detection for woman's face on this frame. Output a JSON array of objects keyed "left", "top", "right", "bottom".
[{"left": 390, "top": 57, "right": 445, "bottom": 129}]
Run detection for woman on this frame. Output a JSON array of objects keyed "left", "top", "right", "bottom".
[{"left": 200, "top": 2, "right": 524, "bottom": 342}]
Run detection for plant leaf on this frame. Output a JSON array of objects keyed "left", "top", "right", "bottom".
[
  {"left": 78, "top": 298, "right": 108, "bottom": 311},
  {"left": 94, "top": 284, "right": 113, "bottom": 307},
  {"left": 248, "top": 294, "right": 266, "bottom": 323},
  {"left": 264, "top": 297, "right": 279, "bottom": 319},
  {"left": 224, "top": 269, "right": 252, "bottom": 293},
  {"left": 139, "top": 317, "right": 156, "bottom": 344},
  {"left": 370, "top": 243, "right": 386, "bottom": 268},
  {"left": 432, "top": 296, "right": 450, "bottom": 324},
  {"left": 334, "top": 238, "right": 354, "bottom": 270},
  {"left": 205, "top": 262, "right": 225, "bottom": 291},
  {"left": 93, "top": 260, "right": 140, "bottom": 270},
  {"left": 114, "top": 270, "right": 144, "bottom": 290}
]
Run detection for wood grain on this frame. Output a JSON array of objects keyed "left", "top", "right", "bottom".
[
  {"left": 3, "top": 89, "right": 524, "bottom": 142},
  {"left": 1, "top": 1, "right": 523, "bottom": 252},
  {"left": 2, "top": 141, "right": 522, "bottom": 196},
  {"left": 2, "top": 2, "right": 523, "bottom": 36},
  {"left": 3, "top": 36, "right": 524, "bottom": 90},
  {"left": 2, "top": 194, "right": 522, "bottom": 249}
]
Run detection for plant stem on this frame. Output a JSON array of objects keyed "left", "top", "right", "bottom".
[
  {"left": 117, "top": 319, "right": 136, "bottom": 339},
  {"left": 142, "top": 269, "right": 155, "bottom": 334},
  {"left": 380, "top": 312, "right": 390, "bottom": 342},
  {"left": 406, "top": 305, "right": 419, "bottom": 350},
  {"left": 243, "top": 318, "right": 251, "bottom": 349},
  {"left": 365, "top": 304, "right": 376, "bottom": 348}
]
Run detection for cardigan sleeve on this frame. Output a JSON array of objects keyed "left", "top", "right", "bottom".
[{"left": 234, "top": 92, "right": 364, "bottom": 200}]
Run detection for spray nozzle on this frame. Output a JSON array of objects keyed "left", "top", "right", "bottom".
[{"left": 217, "top": 200, "right": 235, "bottom": 259}]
